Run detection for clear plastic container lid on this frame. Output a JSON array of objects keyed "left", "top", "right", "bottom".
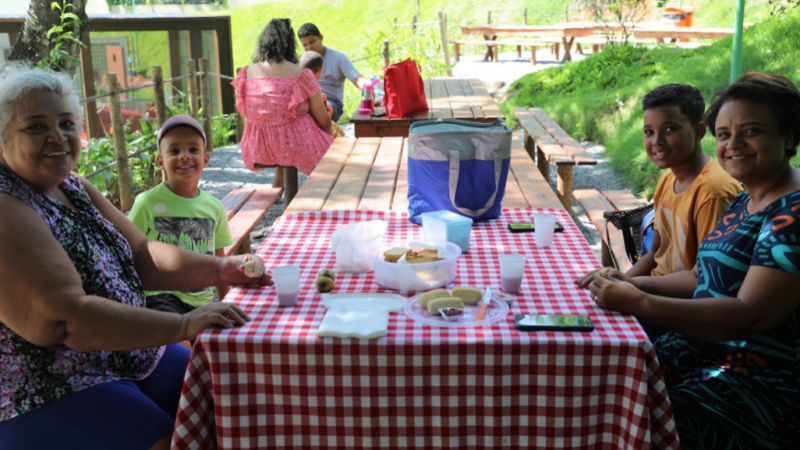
[{"left": 421, "top": 210, "right": 473, "bottom": 226}]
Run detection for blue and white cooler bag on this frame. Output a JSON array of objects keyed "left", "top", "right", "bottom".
[{"left": 407, "top": 119, "right": 512, "bottom": 225}]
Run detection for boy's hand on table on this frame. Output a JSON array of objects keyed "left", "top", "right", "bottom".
[{"left": 218, "top": 255, "right": 273, "bottom": 286}]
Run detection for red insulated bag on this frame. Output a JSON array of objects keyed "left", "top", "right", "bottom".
[{"left": 383, "top": 59, "right": 429, "bottom": 119}]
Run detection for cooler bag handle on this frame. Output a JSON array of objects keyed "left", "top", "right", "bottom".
[{"left": 447, "top": 145, "right": 504, "bottom": 217}]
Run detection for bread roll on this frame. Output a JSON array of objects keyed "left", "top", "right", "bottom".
[
  {"left": 427, "top": 297, "right": 464, "bottom": 314},
  {"left": 417, "top": 289, "right": 450, "bottom": 307},
  {"left": 451, "top": 286, "right": 483, "bottom": 305},
  {"left": 243, "top": 259, "right": 263, "bottom": 278}
]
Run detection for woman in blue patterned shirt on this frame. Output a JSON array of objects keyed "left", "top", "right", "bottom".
[
  {"left": 0, "top": 63, "right": 272, "bottom": 449},
  {"left": 587, "top": 73, "right": 800, "bottom": 449}
]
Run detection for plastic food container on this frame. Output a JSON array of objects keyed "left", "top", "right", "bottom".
[
  {"left": 421, "top": 211, "right": 473, "bottom": 253},
  {"left": 370, "top": 240, "right": 461, "bottom": 291},
  {"left": 330, "top": 220, "right": 387, "bottom": 273}
]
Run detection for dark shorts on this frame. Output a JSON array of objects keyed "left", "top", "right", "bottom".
[
  {"left": 327, "top": 96, "right": 344, "bottom": 122},
  {"left": 0, "top": 343, "right": 191, "bottom": 450},
  {"left": 146, "top": 292, "right": 196, "bottom": 315}
]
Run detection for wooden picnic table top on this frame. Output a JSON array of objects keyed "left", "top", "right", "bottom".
[
  {"left": 283, "top": 136, "right": 563, "bottom": 216},
  {"left": 461, "top": 24, "right": 597, "bottom": 38},
  {"left": 350, "top": 78, "right": 503, "bottom": 138},
  {"left": 634, "top": 26, "right": 737, "bottom": 40}
]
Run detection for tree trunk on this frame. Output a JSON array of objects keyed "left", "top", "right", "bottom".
[{"left": 9, "top": 0, "right": 88, "bottom": 77}]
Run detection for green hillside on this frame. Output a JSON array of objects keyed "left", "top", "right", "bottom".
[{"left": 501, "top": 7, "right": 800, "bottom": 198}]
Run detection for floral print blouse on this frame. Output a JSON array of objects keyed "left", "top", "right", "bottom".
[{"left": 0, "top": 166, "right": 164, "bottom": 422}]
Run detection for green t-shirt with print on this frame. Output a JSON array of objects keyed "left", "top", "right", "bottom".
[{"left": 128, "top": 183, "right": 233, "bottom": 307}]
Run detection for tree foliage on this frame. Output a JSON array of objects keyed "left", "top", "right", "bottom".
[
  {"left": 9, "top": 0, "right": 87, "bottom": 76},
  {"left": 578, "top": 0, "right": 654, "bottom": 44}
]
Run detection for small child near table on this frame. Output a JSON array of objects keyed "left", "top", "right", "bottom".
[
  {"left": 300, "top": 51, "right": 346, "bottom": 138},
  {"left": 128, "top": 115, "right": 237, "bottom": 314}
]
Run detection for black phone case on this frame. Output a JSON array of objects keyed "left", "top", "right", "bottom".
[
  {"left": 507, "top": 222, "right": 564, "bottom": 233},
  {"left": 514, "top": 315, "right": 594, "bottom": 332}
]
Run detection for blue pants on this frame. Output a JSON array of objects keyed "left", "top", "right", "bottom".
[
  {"left": 328, "top": 97, "right": 344, "bottom": 122},
  {"left": 0, "top": 343, "right": 190, "bottom": 450}
]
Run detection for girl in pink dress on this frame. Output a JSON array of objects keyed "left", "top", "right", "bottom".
[{"left": 232, "top": 19, "right": 333, "bottom": 187}]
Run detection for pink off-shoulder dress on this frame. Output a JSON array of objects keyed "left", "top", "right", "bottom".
[{"left": 232, "top": 67, "right": 334, "bottom": 175}]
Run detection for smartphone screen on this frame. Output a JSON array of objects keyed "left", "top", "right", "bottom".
[
  {"left": 514, "top": 314, "right": 594, "bottom": 332},
  {"left": 507, "top": 222, "right": 564, "bottom": 233}
]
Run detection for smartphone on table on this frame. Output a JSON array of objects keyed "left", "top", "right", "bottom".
[
  {"left": 514, "top": 314, "right": 594, "bottom": 332},
  {"left": 508, "top": 222, "right": 564, "bottom": 233}
]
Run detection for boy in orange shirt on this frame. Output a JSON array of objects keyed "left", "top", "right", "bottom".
[{"left": 578, "top": 84, "right": 741, "bottom": 285}]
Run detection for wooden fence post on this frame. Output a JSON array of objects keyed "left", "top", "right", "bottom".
[
  {"left": 152, "top": 65, "right": 168, "bottom": 183},
  {"left": 107, "top": 74, "right": 134, "bottom": 212},
  {"left": 524, "top": 8, "right": 528, "bottom": 25},
  {"left": 437, "top": 12, "right": 452, "bottom": 77},
  {"left": 393, "top": 18, "right": 397, "bottom": 28},
  {"left": 187, "top": 59, "right": 199, "bottom": 120},
  {"left": 565, "top": 5, "right": 569, "bottom": 22},
  {"left": 487, "top": 11, "right": 492, "bottom": 25},
  {"left": 383, "top": 41, "right": 391, "bottom": 67},
  {"left": 412, "top": 15, "right": 417, "bottom": 32},
  {"left": 235, "top": 67, "right": 244, "bottom": 143},
  {"left": 199, "top": 58, "right": 214, "bottom": 153},
  {"left": 152, "top": 66, "right": 168, "bottom": 129}
]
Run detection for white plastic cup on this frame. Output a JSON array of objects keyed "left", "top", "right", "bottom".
[
  {"left": 531, "top": 213, "right": 557, "bottom": 247},
  {"left": 271, "top": 265, "right": 300, "bottom": 307},
  {"left": 499, "top": 254, "right": 527, "bottom": 293}
]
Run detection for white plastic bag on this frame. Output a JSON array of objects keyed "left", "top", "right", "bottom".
[{"left": 330, "top": 220, "right": 387, "bottom": 272}]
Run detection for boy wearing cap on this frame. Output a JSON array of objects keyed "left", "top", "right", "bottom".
[{"left": 128, "top": 115, "right": 234, "bottom": 314}]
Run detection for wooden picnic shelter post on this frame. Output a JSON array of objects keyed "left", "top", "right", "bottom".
[
  {"left": 78, "top": 32, "right": 103, "bottom": 139},
  {"left": 107, "top": 74, "right": 134, "bottom": 213},
  {"left": 167, "top": 30, "right": 183, "bottom": 98},
  {"left": 186, "top": 59, "right": 199, "bottom": 120},
  {"left": 152, "top": 65, "right": 168, "bottom": 182},
  {"left": 437, "top": 11, "right": 452, "bottom": 77},
  {"left": 199, "top": 58, "right": 214, "bottom": 153}
]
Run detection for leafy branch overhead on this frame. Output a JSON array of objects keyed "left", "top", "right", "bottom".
[{"left": 9, "top": 0, "right": 88, "bottom": 76}]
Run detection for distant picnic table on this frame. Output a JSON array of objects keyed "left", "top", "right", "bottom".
[
  {"left": 349, "top": 79, "right": 503, "bottom": 138},
  {"left": 633, "top": 26, "right": 737, "bottom": 43},
  {"left": 460, "top": 24, "right": 596, "bottom": 62}
]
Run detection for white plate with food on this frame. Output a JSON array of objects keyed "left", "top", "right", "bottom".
[{"left": 403, "top": 287, "right": 509, "bottom": 328}]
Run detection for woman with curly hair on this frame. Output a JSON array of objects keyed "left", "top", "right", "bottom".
[{"left": 232, "top": 18, "right": 332, "bottom": 189}]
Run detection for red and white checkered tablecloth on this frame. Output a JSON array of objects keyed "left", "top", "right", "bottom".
[{"left": 172, "top": 208, "right": 679, "bottom": 450}]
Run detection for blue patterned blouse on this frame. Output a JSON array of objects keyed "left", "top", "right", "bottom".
[
  {"left": 693, "top": 189, "right": 799, "bottom": 385},
  {"left": 0, "top": 165, "right": 164, "bottom": 422}
]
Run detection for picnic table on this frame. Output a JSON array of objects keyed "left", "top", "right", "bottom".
[
  {"left": 171, "top": 207, "right": 680, "bottom": 450},
  {"left": 349, "top": 79, "right": 503, "bottom": 138},
  {"left": 633, "top": 26, "right": 736, "bottom": 43},
  {"left": 283, "top": 136, "right": 563, "bottom": 215},
  {"left": 460, "top": 24, "right": 596, "bottom": 62}
]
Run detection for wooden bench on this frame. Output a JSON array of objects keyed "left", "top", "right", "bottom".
[
  {"left": 221, "top": 187, "right": 283, "bottom": 256},
  {"left": 513, "top": 107, "right": 598, "bottom": 214},
  {"left": 573, "top": 189, "right": 647, "bottom": 272},
  {"left": 451, "top": 40, "right": 553, "bottom": 64}
]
